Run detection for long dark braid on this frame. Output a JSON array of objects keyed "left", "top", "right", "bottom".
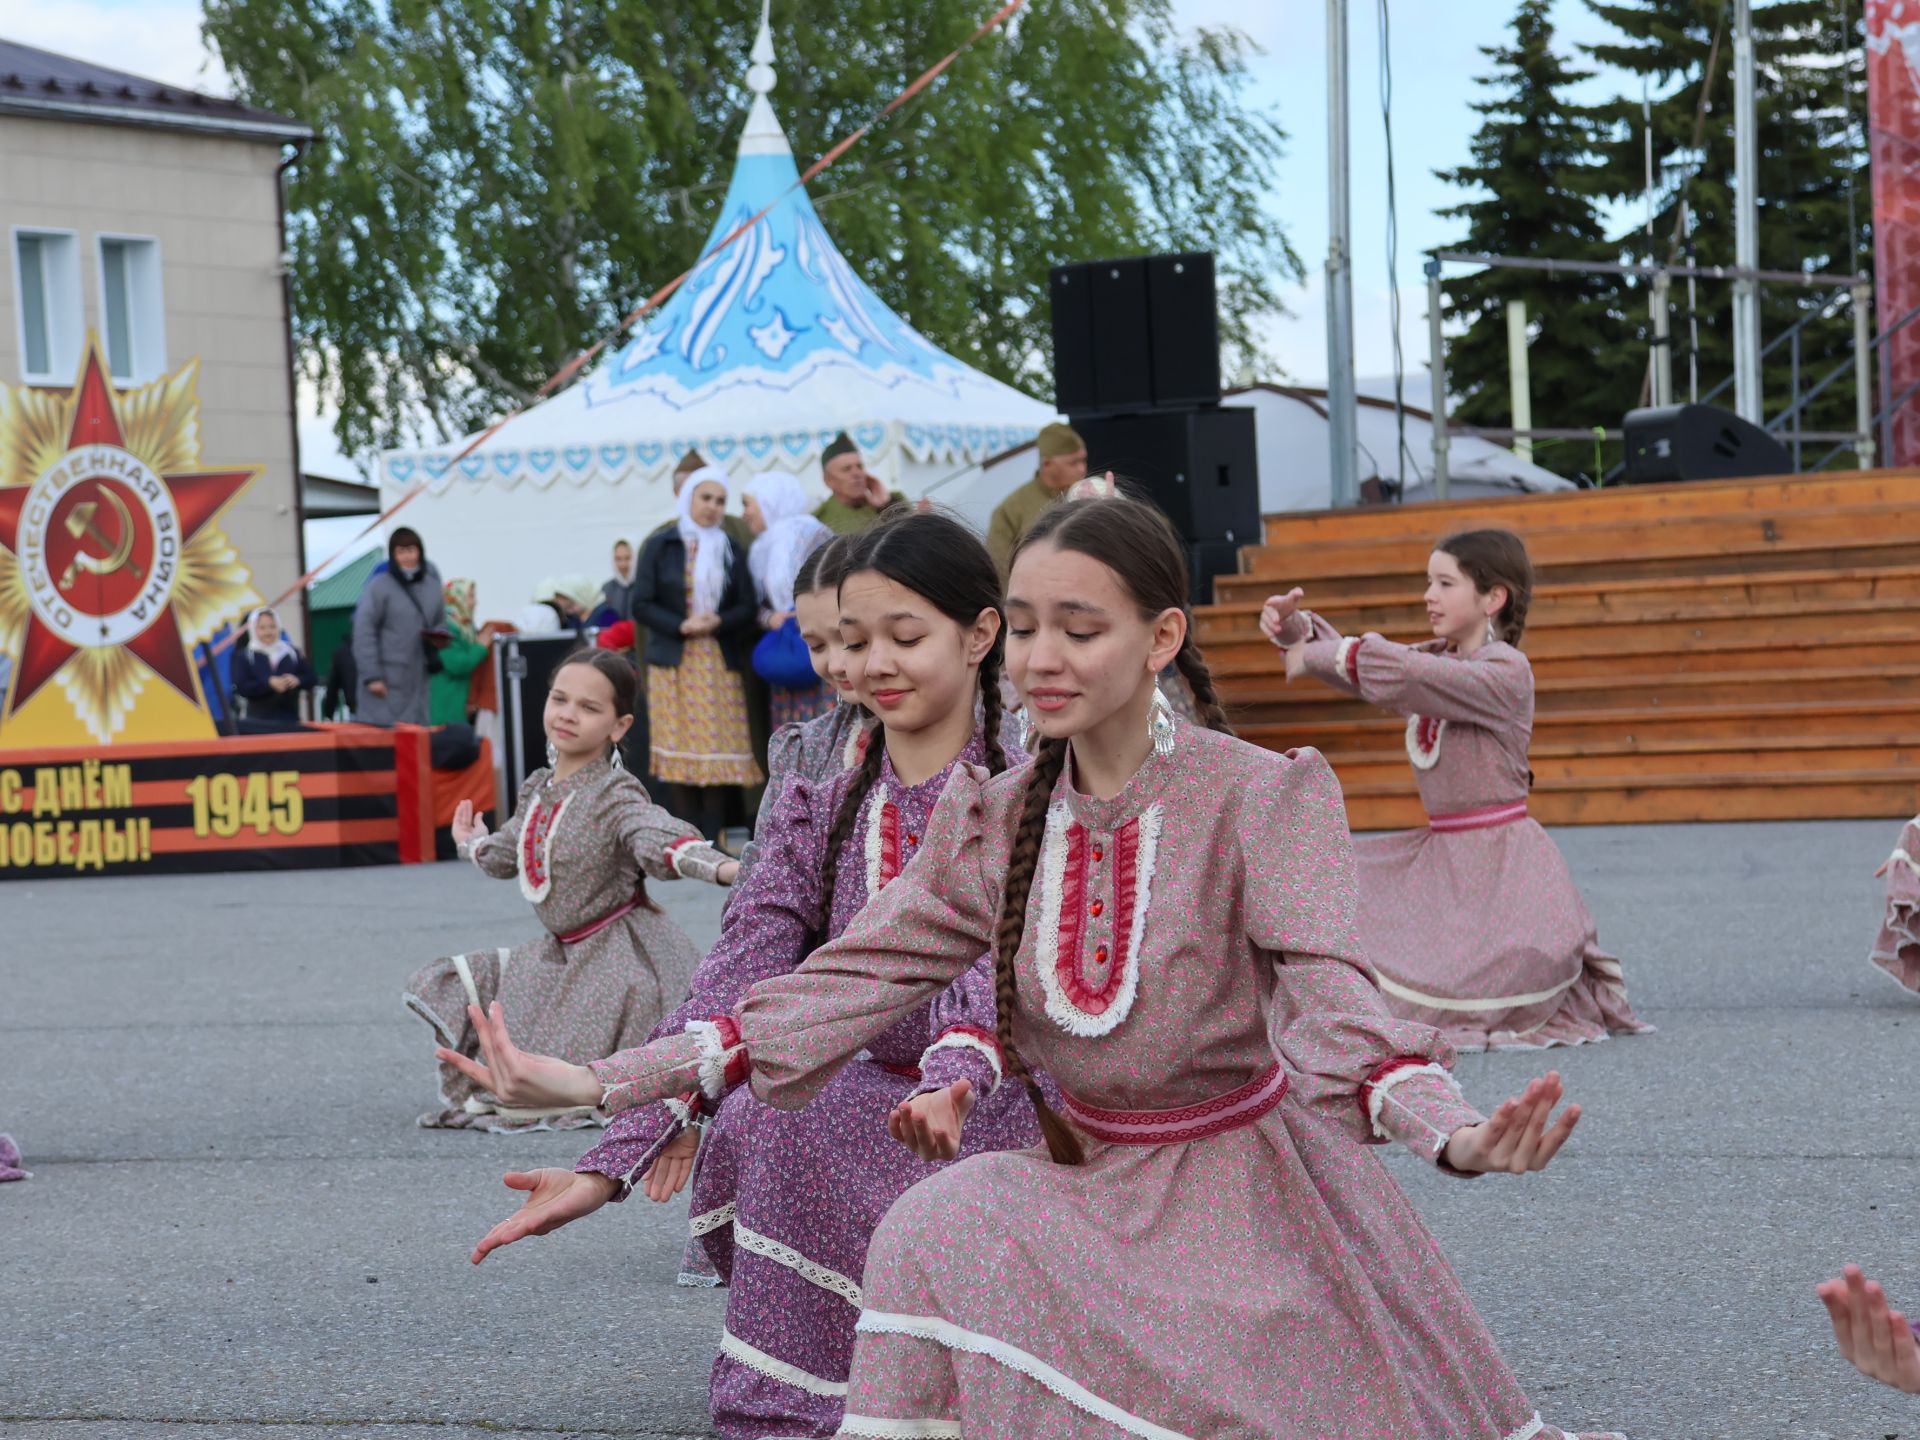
[
  {"left": 1173, "top": 635, "right": 1235, "bottom": 736},
  {"left": 816, "top": 717, "right": 886, "bottom": 932},
  {"left": 978, "top": 641, "right": 1009, "bottom": 776},
  {"left": 991, "top": 736, "right": 1083, "bottom": 1165}
]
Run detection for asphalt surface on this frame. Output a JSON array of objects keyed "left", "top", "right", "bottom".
[{"left": 4, "top": 818, "right": 1919, "bottom": 1437}]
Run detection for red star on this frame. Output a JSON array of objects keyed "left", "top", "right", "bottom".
[{"left": 0, "top": 345, "right": 256, "bottom": 718}]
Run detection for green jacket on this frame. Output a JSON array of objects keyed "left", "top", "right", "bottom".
[
  {"left": 814, "top": 491, "right": 907, "bottom": 536},
  {"left": 986, "top": 475, "right": 1066, "bottom": 580},
  {"left": 429, "top": 632, "right": 489, "bottom": 726}
]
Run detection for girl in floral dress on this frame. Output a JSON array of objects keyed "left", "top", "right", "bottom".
[
  {"left": 1262, "top": 528, "right": 1649, "bottom": 1053},
  {"left": 448, "top": 497, "right": 1622, "bottom": 1440},
  {"left": 403, "top": 650, "right": 735, "bottom": 1132},
  {"left": 1869, "top": 813, "right": 1920, "bottom": 991},
  {"left": 447, "top": 512, "right": 1042, "bottom": 1438}
]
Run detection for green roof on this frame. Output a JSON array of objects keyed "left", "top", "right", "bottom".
[{"left": 308, "top": 548, "right": 382, "bottom": 611}]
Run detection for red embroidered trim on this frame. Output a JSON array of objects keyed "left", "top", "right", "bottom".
[
  {"left": 1101, "top": 816, "right": 1141, "bottom": 1015},
  {"left": 933, "top": 1023, "right": 1002, "bottom": 1057},
  {"left": 1412, "top": 715, "right": 1443, "bottom": 756},
  {"left": 873, "top": 1060, "right": 924, "bottom": 1080},
  {"left": 664, "top": 834, "right": 702, "bottom": 858},
  {"left": 1344, "top": 635, "right": 1363, "bottom": 686},
  {"left": 709, "top": 1014, "right": 751, "bottom": 1091},
  {"left": 1053, "top": 822, "right": 1097, "bottom": 1009},
  {"left": 522, "top": 799, "right": 558, "bottom": 888},
  {"left": 877, "top": 801, "right": 902, "bottom": 888},
  {"left": 1358, "top": 1055, "right": 1432, "bottom": 1124},
  {"left": 1062, "top": 1064, "right": 1288, "bottom": 1146},
  {"left": 675, "top": 1089, "right": 704, "bottom": 1122}
]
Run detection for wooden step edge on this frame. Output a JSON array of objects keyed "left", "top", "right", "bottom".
[
  {"left": 1235, "top": 696, "right": 1920, "bottom": 732},
  {"left": 1205, "top": 638, "right": 1920, "bottom": 677},
  {"left": 1333, "top": 767, "right": 1920, "bottom": 798},
  {"left": 1295, "top": 736, "right": 1920, "bottom": 763}
]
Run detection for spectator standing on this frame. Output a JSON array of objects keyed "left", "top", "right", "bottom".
[
  {"left": 985, "top": 422, "right": 1087, "bottom": 580},
  {"left": 812, "top": 432, "right": 905, "bottom": 535},
  {"left": 230, "top": 606, "right": 317, "bottom": 727},
  {"left": 600, "top": 539, "right": 639, "bottom": 626},
  {"left": 743, "top": 470, "right": 834, "bottom": 728},
  {"left": 430, "top": 579, "right": 491, "bottom": 726},
  {"left": 633, "top": 467, "right": 764, "bottom": 840},
  {"left": 351, "top": 527, "right": 446, "bottom": 726}
]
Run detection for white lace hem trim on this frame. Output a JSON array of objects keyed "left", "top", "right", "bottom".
[
  {"left": 718, "top": 1327, "right": 848, "bottom": 1398},
  {"left": 853, "top": 1311, "right": 1191, "bottom": 1439},
  {"left": 1374, "top": 968, "right": 1582, "bottom": 1013},
  {"left": 689, "top": 1201, "right": 736, "bottom": 1236},
  {"left": 918, "top": 1030, "right": 1003, "bottom": 1096},
  {"left": 837, "top": 1417, "right": 964, "bottom": 1438},
  {"left": 734, "top": 1222, "right": 864, "bottom": 1308}
]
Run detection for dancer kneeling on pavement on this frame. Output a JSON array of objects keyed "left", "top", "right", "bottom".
[
  {"left": 1263, "top": 527, "right": 1650, "bottom": 1053},
  {"left": 448, "top": 511, "right": 1043, "bottom": 1439},
  {"left": 404, "top": 648, "right": 735, "bottom": 1132},
  {"left": 442, "top": 496, "right": 1621, "bottom": 1440}
]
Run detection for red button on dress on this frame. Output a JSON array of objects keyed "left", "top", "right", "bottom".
[
  {"left": 1092, "top": 846, "right": 1104, "bottom": 862},
  {"left": 1089, "top": 899, "right": 1104, "bottom": 917},
  {"left": 1094, "top": 945, "right": 1108, "bottom": 962}
]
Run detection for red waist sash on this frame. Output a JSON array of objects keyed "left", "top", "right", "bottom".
[
  {"left": 1427, "top": 799, "right": 1528, "bottom": 833},
  {"left": 558, "top": 891, "right": 644, "bottom": 945},
  {"left": 1061, "top": 1062, "right": 1289, "bottom": 1146}
]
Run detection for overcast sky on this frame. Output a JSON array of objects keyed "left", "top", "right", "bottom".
[{"left": 0, "top": 0, "right": 1638, "bottom": 391}]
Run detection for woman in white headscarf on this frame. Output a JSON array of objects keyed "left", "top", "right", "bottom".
[
  {"left": 743, "top": 470, "right": 835, "bottom": 728},
  {"left": 632, "top": 466, "right": 764, "bottom": 840},
  {"left": 231, "top": 606, "right": 316, "bottom": 727}
]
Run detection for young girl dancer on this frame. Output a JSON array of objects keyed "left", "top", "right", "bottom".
[
  {"left": 1262, "top": 528, "right": 1649, "bottom": 1052},
  {"left": 1870, "top": 813, "right": 1920, "bottom": 991},
  {"left": 403, "top": 649, "right": 735, "bottom": 1131},
  {"left": 733, "top": 535, "right": 873, "bottom": 893},
  {"left": 449, "top": 497, "right": 1618, "bottom": 1440},
  {"left": 448, "top": 512, "right": 1042, "bottom": 1438}
]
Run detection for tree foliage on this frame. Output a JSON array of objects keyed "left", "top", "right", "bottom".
[
  {"left": 1437, "top": 0, "right": 1632, "bottom": 475},
  {"left": 202, "top": 0, "right": 1299, "bottom": 455}
]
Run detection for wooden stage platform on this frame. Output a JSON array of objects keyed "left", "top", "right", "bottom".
[{"left": 1194, "top": 469, "right": 1920, "bottom": 831}]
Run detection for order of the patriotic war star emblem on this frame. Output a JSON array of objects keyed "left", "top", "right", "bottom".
[{"left": 0, "top": 338, "right": 262, "bottom": 742}]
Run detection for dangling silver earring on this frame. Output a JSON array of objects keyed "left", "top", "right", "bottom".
[
  {"left": 546, "top": 738, "right": 558, "bottom": 768},
  {"left": 1148, "top": 684, "right": 1177, "bottom": 758},
  {"left": 1010, "top": 707, "right": 1031, "bottom": 755},
  {"left": 610, "top": 745, "right": 625, "bottom": 772}
]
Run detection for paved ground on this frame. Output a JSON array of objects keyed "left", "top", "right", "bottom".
[{"left": 4, "top": 818, "right": 1920, "bottom": 1438}]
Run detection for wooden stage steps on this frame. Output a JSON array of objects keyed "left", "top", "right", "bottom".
[{"left": 1194, "top": 469, "right": 1920, "bottom": 830}]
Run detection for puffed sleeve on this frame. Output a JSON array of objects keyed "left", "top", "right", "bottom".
[
  {"left": 607, "top": 772, "right": 729, "bottom": 883},
  {"left": 1240, "top": 747, "right": 1484, "bottom": 1168},
  {"left": 738, "top": 765, "right": 1006, "bottom": 1110},
  {"left": 733, "top": 721, "right": 806, "bottom": 892},
  {"left": 914, "top": 953, "right": 1008, "bottom": 1100},
  {"left": 1304, "top": 633, "right": 1532, "bottom": 729},
  {"left": 465, "top": 771, "right": 540, "bottom": 880}
]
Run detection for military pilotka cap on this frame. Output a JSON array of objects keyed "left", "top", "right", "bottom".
[
  {"left": 1036, "top": 422, "right": 1085, "bottom": 458},
  {"left": 822, "top": 432, "right": 858, "bottom": 463}
]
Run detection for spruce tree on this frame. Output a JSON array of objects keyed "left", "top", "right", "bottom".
[
  {"left": 1437, "top": 0, "right": 1629, "bottom": 480},
  {"left": 1585, "top": 0, "right": 1869, "bottom": 463}
]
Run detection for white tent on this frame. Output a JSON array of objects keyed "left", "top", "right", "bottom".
[{"left": 378, "top": 13, "right": 1056, "bottom": 614}]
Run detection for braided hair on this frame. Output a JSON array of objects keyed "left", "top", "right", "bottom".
[
  {"left": 814, "top": 507, "right": 1010, "bottom": 934},
  {"left": 993, "top": 496, "right": 1239, "bottom": 1165}
]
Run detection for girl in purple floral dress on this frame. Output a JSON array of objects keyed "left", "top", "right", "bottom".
[
  {"left": 448, "top": 498, "right": 1621, "bottom": 1440},
  {"left": 448, "top": 512, "right": 1041, "bottom": 1438},
  {"left": 1262, "top": 528, "right": 1649, "bottom": 1052}
]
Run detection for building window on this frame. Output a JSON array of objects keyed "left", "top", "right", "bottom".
[
  {"left": 97, "top": 235, "right": 166, "bottom": 384},
  {"left": 12, "top": 228, "right": 81, "bottom": 384}
]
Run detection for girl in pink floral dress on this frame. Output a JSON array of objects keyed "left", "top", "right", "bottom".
[
  {"left": 1869, "top": 813, "right": 1920, "bottom": 991},
  {"left": 1262, "top": 528, "right": 1649, "bottom": 1053},
  {"left": 449, "top": 498, "right": 1622, "bottom": 1440}
]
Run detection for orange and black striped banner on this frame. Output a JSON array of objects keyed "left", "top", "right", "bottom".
[{"left": 0, "top": 723, "right": 448, "bottom": 879}]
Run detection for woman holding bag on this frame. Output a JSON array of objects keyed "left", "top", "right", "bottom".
[
  {"left": 742, "top": 470, "right": 835, "bottom": 729},
  {"left": 633, "top": 468, "right": 764, "bottom": 842}
]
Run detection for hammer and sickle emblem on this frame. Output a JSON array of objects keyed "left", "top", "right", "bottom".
[{"left": 57, "top": 489, "right": 143, "bottom": 591}]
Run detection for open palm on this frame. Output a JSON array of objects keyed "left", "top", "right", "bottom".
[{"left": 470, "top": 1168, "right": 615, "bottom": 1264}]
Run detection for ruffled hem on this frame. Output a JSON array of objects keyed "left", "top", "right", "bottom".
[
  {"left": 1870, "top": 902, "right": 1920, "bottom": 993},
  {"left": 1427, "top": 962, "right": 1654, "bottom": 1055}
]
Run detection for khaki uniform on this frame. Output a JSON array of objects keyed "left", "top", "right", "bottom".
[
  {"left": 986, "top": 474, "right": 1067, "bottom": 580},
  {"left": 813, "top": 491, "right": 907, "bottom": 536}
]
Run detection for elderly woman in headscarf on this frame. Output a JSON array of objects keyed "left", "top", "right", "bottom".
[
  {"left": 231, "top": 606, "right": 317, "bottom": 727},
  {"left": 742, "top": 470, "right": 835, "bottom": 729},
  {"left": 429, "top": 578, "right": 492, "bottom": 726},
  {"left": 632, "top": 465, "right": 763, "bottom": 841}
]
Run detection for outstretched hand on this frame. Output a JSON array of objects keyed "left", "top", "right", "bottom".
[
  {"left": 888, "top": 1080, "right": 975, "bottom": 1161},
  {"left": 450, "top": 799, "right": 486, "bottom": 846},
  {"left": 435, "top": 1001, "right": 601, "bottom": 1110},
  {"left": 470, "top": 1168, "right": 616, "bottom": 1264},
  {"left": 1441, "top": 1071, "right": 1579, "bottom": 1175},
  {"left": 1818, "top": 1264, "right": 1920, "bottom": 1392},
  {"left": 642, "top": 1127, "right": 700, "bottom": 1203},
  {"left": 1258, "top": 588, "right": 1307, "bottom": 645}
]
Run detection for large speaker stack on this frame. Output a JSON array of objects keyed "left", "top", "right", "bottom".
[{"left": 1050, "top": 252, "right": 1258, "bottom": 604}]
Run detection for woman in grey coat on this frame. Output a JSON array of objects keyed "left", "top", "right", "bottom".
[{"left": 351, "top": 527, "right": 447, "bottom": 726}]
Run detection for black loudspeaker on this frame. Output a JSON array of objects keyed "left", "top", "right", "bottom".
[
  {"left": 1075, "top": 408, "right": 1260, "bottom": 603},
  {"left": 1050, "top": 264, "right": 1097, "bottom": 414},
  {"left": 1622, "top": 403, "right": 1792, "bottom": 484},
  {"left": 1050, "top": 252, "right": 1221, "bottom": 414},
  {"left": 1147, "top": 252, "right": 1220, "bottom": 407},
  {"left": 1089, "top": 258, "right": 1154, "bottom": 411}
]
